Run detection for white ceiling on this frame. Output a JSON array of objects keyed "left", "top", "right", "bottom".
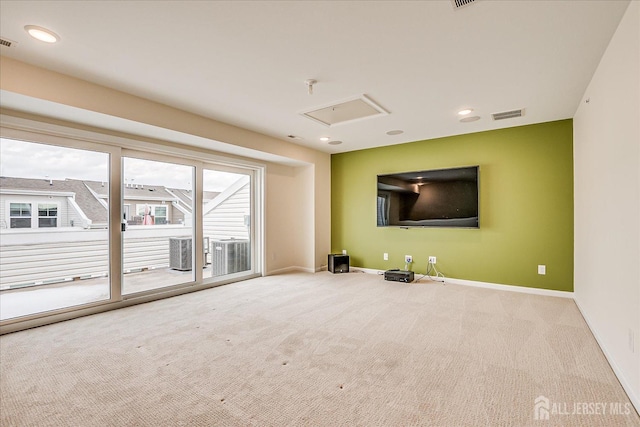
[{"left": 0, "top": 0, "right": 630, "bottom": 154}]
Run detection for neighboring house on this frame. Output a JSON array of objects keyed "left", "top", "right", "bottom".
[
  {"left": 83, "top": 181, "right": 197, "bottom": 226},
  {"left": 0, "top": 177, "right": 230, "bottom": 230},
  {"left": 0, "top": 177, "right": 107, "bottom": 230},
  {"left": 0, "top": 175, "right": 249, "bottom": 288},
  {"left": 203, "top": 175, "right": 250, "bottom": 241}
]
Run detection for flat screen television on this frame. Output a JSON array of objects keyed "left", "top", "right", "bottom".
[{"left": 377, "top": 165, "right": 479, "bottom": 228}]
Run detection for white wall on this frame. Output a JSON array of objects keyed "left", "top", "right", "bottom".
[
  {"left": 265, "top": 163, "right": 315, "bottom": 273},
  {"left": 573, "top": 1, "right": 640, "bottom": 411},
  {"left": 0, "top": 57, "right": 331, "bottom": 273}
]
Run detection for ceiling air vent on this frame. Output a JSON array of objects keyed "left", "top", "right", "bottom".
[
  {"left": 0, "top": 37, "right": 16, "bottom": 48},
  {"left": 492, "top": 109, "right": 524, "bottom": 121},
  {"left": 302, "top": 95, "right": 389, "bottom": 127},
  {"left": 451, "top": 0, "right": 478, "bottom": 10}
]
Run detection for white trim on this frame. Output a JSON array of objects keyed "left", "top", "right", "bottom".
[
  {"left": 574, "top": 297, "right": 640, "bottom": 415},
  {"left": 83, "top": 183, "right": 109, "bottom": 210},
  {"left": 266, "top": 266, "right": 315, "bottom": 275},
  {"left": 0, "top": 189, "right": 74, "bottom": 197},
  {"left": 351, "top": 267, "right": 574, "bottom": 298},
  {"left": 171, "top": 200, "right": 190, "bottom": 216},
  {"left": 203, "top": 175, "right": 250, "bottom": 215},
  {"left": 165, "top": 188, "right": 192, "bottom": 214},
  {"left": 126, "top": 196, "right": 179, "bottom": 202},
  {"left": 66, "top": 196, "right": 91, "bottom": 227},
  {"left": 351, "top": 267, "right": 384, "bottom": 275},
  {"left": 443, "top": 277, "right": 574, "bottom": 298}
]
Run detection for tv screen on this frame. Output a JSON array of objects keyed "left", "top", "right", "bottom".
[{"left": 377, "top": 165, "right": 479, "bottom": 228}]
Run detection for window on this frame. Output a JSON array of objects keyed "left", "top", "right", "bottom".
[
  {"left": 38, "top": 203, "right": 58, "bottom": 228},
  {"left": 1, "top": 123, "right": 262, "bottom": 328},
  {"left": 135, "top": 204, "right": 168, "bottom": 225},
  {"left": 1, "top": 138, "right": 111, "bottom": 321},
  {"left": 9, "top": 203, "right": 31, "bottom": 228},
  {"left": 154, "top": 206, "right": 167, "bottom": 225}
]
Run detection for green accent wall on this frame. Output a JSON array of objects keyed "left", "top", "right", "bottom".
[{"left": 331, "top": 120, "right": 574, "bottom": 292}]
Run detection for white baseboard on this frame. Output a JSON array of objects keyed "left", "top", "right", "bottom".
[
  {"left": 574, "top": 297, "right": 640, "bottom": 415},
  {"left": 351, "top": 267, "right": 574, "bottom": 298},
  {"left": 444, "top": 277, "right": 574, "bottom": 298},
  {"left": 266, "top": 266, "right": 312, "bottom": 275},
  {"left": 350, "top": 267, "right": 384, "bottom": 275}
]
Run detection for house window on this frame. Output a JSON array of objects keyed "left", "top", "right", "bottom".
[
  {"left": 9, "top": 203, "right": 31, "bottom": 228},
  {"left": 154, "top": 206, "right": 167, "bottom": 225},
  {"left": 135, "top": 204, "right": 168, "bottom": 225},
  {"left": 38, "top": 203, "right": 58, "bottom": 228}
]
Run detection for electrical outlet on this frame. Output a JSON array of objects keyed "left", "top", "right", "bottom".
[
  {"left": 405, "top": 255, "right": 412, "bottom": 263},
  {"left": 538, "top": 265, "right": 546, "bottom": 275},
  {"left": 383, "top": 253, "right": 389, "bottom": 261},
  {"left": 342, "top": 249, "right": 347, "bottom": 255},
  {"left": 429, "top": 256, "right": 437, "bottom": 264}
]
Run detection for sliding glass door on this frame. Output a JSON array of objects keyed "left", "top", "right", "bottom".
[
  {"left": 0, "top": 138, "right": 111, "bottom": 320},
  {"left": 0, "top": 122, "right": 262, "bottom": 328},
  {"left": 202, "top": 168, "right": 253, "bottom": 279},
  {"left": 121, "top": 155, "right": 195, "bottom": 295}
]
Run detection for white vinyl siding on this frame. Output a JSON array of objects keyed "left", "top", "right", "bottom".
[
  {"left": 203, "top": 183, "right": 250, "bottom": 241},
  {"left": 0, "top": 226, "right": 191, "bottom": 289},
  {"left": 0, "top": 230, "right": 109, "bottom": 289},
  {"left": 2, "top": 197, "right": 67, "bottom": 229}
]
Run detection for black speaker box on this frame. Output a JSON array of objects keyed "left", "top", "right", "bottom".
[{"left": 328, "top": 254, "right": 349, "bottom": 273}]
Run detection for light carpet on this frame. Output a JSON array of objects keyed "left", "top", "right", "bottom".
[{"left": 1, "top": 271, "right": 638, "bottom": 426}]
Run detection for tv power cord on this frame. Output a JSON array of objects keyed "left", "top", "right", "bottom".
[{"left": 416, "top": 260, "right": 446, "bottom": 284}]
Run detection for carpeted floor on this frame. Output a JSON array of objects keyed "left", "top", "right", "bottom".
[{"left": 1, "top": 271, "right": 638, "bottom": 426}]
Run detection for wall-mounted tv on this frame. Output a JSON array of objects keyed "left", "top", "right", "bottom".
[{"left": 377, "top": 165, "right": 479, "bottom": 228}]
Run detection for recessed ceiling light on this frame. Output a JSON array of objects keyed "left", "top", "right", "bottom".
[
  {"left": 386, "top": 130, "right": 404, "bottom": 136},
  {"left": 458, "top": 108, "right": 473, "bottom": 116},
  {"left": 327, "top": 140, "right": 343, "bottom": 145},
  {"left": 320, "top": 137, "right": 330, "bottom": 142},
  {"left": 460, "top": 116, "right": 481, "bottom": 123},
  {"left": 24, "top": 25, "right": 59, "bottom": 43}
]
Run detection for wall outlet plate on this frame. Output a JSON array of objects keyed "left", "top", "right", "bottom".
[
  {"left": 538, "top": 265, "right": 546, "bottom": 275},
  {"left": 404, "top": 255, "right": 412, "bottom": 263},
  {"left": 342, "top": 249, "right": 347, "bottom": 255},
  {"left": 429, "top": 256, "right": 437, "bottom": 264},
  {"left": 383, "top": 253, "right": 389, "bottom": 261}
]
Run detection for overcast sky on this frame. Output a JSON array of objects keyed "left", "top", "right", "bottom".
[{"left": 1, "top": 138, "right": 244, "bottom": 191}]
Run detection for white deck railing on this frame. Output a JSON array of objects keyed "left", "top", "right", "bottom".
[{"left": 0, "top": 226, "right": 192, "bottom": 289}]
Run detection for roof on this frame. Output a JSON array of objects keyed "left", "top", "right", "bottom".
[
  {"left": 0, "top": 177, "right": 108, "bottom": 223},
  {"left": 1, "top": 177, "right": 225, "bottom": 222},
  {"left": 84, "top": 181, "right": 177, "bottom": 200}
]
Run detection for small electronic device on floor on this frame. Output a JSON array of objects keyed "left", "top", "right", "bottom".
[{"left": 384, "top": 269, "right": 414, "bottom": 283}]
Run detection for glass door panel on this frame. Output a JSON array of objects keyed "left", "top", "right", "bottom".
[
  {"left": 0, "top": 138, "right": 110, "bottom": 320},
  {"left": 122, "top": 157, "right": 195, "bottom": 295},
  {"left": 202, "top": 168, "right": 252, "bottom": 279}
]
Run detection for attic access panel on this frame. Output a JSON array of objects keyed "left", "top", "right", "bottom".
[{"left": 302, "top": 95, "right": 389, "bottom": 127}]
